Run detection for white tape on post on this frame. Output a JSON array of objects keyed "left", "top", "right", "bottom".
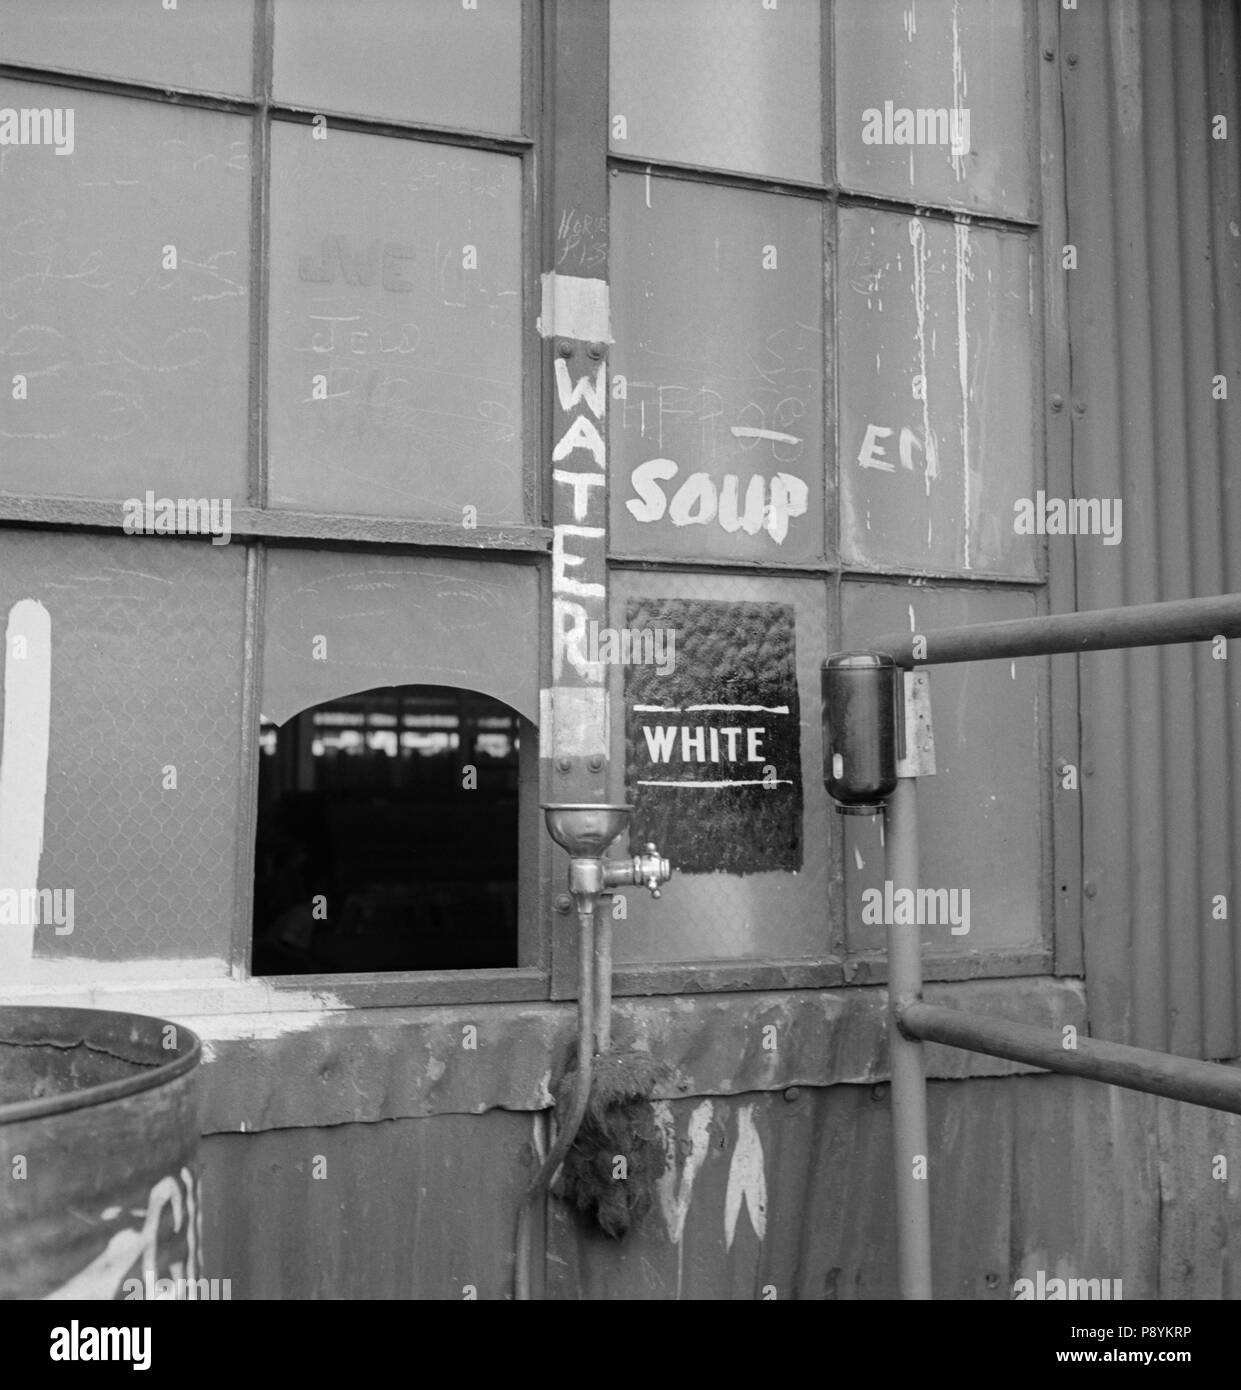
[
  {"left": 538, "top": 272, "right": 613, "bottom": 344},
  {"left": 896, "top": 669, "right": 936, "bottom": 779}
]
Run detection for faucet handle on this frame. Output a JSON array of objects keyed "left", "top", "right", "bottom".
[{"left": 639, "top": 843, "right": 671, "bottom": 898}]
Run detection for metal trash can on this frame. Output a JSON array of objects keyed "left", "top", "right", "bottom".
[{"left": 0, "top": 1006, "right": 202, "bottom": 1301}]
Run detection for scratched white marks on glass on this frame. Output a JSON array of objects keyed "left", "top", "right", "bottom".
[
  {"left": 610, "top": 174, "right": 825, "bottom": 566},
  {"left": 0, "top": 84, "right": 251, "bottom": 501},
  {"left": 266, "top": 124, "right": 524, "bottom": 524},
  {"left": 838, "top": 206, "right": 1037, "bottom": 578},
  {"left": 834, "top": 0, "right": 1034, "bottom": 220}
]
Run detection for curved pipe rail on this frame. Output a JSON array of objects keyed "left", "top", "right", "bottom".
[
  {"left": 850, "top": 591, "right": 1241, "bottom": 1298},
  {"left": 872, "top": 592, "right": 1241, "bottom": 668},
  {"left": 899, "top": 1001, "right": 1241, "bottom": 1116}
]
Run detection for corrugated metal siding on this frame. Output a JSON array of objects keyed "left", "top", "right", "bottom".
[
  {"left": 1063, "top": 0, "right": 1241, "bottom": 1056},
  {"left": 549, "top": 1079, "right": 1241, "bottom": 1299},
  {"left": 200, "top": 1111, "right": 538, "bottom": 1300},
  {"left": 199, "top": 1077, "right": 1241, "bottom": 1299}
]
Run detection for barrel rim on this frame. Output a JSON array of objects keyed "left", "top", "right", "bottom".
[{"left": 0, "top": 1006, "right": 201, "bottom": 1126}]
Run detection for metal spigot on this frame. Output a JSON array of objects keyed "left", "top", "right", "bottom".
[
  {"left": 639, "top": 843, "right": 670, "bottom": 898},
  {"left": 602, "top": 843, "right": 671, "bottom": 899},
  {"left": 542, "top": 805, "right": 672, "bottom": 918}
]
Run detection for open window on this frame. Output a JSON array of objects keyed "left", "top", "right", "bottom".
[{"left": 253, "top": 684, "right": 528, "bottom": 976}]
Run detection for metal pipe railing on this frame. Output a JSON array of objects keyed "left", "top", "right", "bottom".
[
  {"left": 885, "top": 781, "right": 933, "bottom": 1299},
  {"left": 867, "top": 590, "right": 1241, "bottom": 1299},
  {"left": 872, "top": 592, "right": 1241, "bottom": 668},
  {"left": 898, "top": 1002, "right": 1241, "bottom": 1116}
]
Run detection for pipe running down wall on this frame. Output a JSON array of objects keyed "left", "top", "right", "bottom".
[{"left": 884, "top": 781, "right": 933, "bottom": 1300}]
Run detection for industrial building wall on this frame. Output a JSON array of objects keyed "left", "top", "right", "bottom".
[
  {"left": 190, "top": 0, "right": 1241, "bottom": 1300},
  {"left": 2, "top": 0, "right": 1240, "bottom": 1303},
  {"left": 200, "top": 1075, "right": 1241, "bottom": 1300}
]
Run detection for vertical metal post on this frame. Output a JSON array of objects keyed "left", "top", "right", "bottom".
[
  {"left": 594, "top": 902, "right": 612, "bottom": 1056},
  {"left": 885, "top": 776, "right": 933, "bottom": 1299}
]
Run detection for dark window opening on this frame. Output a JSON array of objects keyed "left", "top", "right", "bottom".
[{"left": 252, "top": 685, "right": 521, "bottom": 976}]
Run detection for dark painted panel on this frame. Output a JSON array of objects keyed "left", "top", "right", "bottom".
[
  {"left": 623, "top": 598, "right": 803, "bottom": 875},
  {"left": 0, "top": 533, "right": 245, "bottom": 965},
  {"left": 0, "top": 0, "right": 255, "bottom": 96},
  {"left": 609, "top": 173, "right": 826, "bottom": 564},
  {"left": 609, "top": 0, "right": 822, "bottom": 183},
  {"left": 838, "top": 207, "right": 1038, "bottom": 577},
  {"left": 260, "top": 548, "right": 539, "bottom": 727},
  {"left": 272, "top": 0, "right": 522, "bottom": 135},
  {"left": 841, "top": 581, "right": 1045, "bottom": 956},
  {"left": 266, "top": 123, "right": 524, "bottom": 524},
  {"left": 606, "top": 570, "right": 831, "bottom": 963},
  {"left": 0, "top": 84, "right": 251, "bottom": 503},
  {"left": 835, "top": 0, "right": 1035, "bottom": 220}
]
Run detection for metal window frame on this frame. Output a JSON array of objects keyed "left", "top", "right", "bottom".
[
  {"left": 0, "top": 0, "right": 553, "bottom": 1007},
  {"left": 0, "top": 0, "right": 1082, "bottom": 1008},
  {"left": 593, "top": 0, "right": 1069, "bottom": 999}
]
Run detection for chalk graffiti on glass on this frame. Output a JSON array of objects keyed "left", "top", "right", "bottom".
[{"left": 608, "top": 173, "right": 825, "bottom": 564}]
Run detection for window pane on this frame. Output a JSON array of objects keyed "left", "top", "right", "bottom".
[
  {"left": 0, "top": 84, "right": 252, "bottom": 503},
  {"left": 272, "top": 0, "right": 522, "bottom": 135},
  {"left": 0, "top": 0, "right": 255, "bottom": 96},
  {"left": 835, "top": 0, "right": 1034, "bottom": 219},
  {"left": 610, "top": 0, "right": 821, "bottom": 182},
  {"left": 838, "top": 207, "right": 1037, "bottom": 577},
  {"left": 610, "top": 173, "right": 825, "bottom": 564},
  {"left": 841, "top": 581, "right": 1046, "bottom": 958},
  {"left": 0, "top": 532, "right": 246, "bottom": 971},
  {"left": 260, "top": 549, "right": 539, "bottom": 730},
  {"left": 608, "top": 569, "right": 832, "bottom": 965},
  {"left": 266, "top": 123, "right": 524, "bottom": 523},
  {"left": 254, "top": 686, "right": 520, "bottom": 975}
]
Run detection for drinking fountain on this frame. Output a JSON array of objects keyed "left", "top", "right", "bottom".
[{"left": 541, "top": 803, "right": 670, "bottom": 922}]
